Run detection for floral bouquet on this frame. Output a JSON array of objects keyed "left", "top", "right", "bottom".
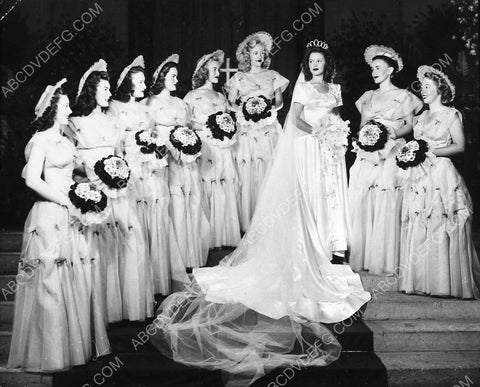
[
  {"left": 94, "top": 155, "right": 131, "bottom": 195},
  {"left": 396, "top": 139, "right": 429, "bottom": 169},
  {"left": 355, "top": 120, "right": 389, "bottom": 152},
  {"left": 68, "top": 181, "right": 110, "bottom": 225},
  {"left": 167, "top": 126, "right": 202, "bottom": 163},
  {"left": 237, "top": 95, "right": 277, "bottom": 129},
  {"left": 313, "top": 113, "right": 350, "bottom": 165},
  {"left": 135, "top": 130, "right": 167, "bottom": 159},
  {"left": 135, "top": 129, "right": 168, "bottom": 170},
  {"left": 205, "top": 111, "right": 237, "bottom": 147}
]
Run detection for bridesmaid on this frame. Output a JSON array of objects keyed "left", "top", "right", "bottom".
[
  {"left": 147, "top": 54, "right": 210, "bottom": 270},
  {"left": 108, "top": 56, "right": 172, "bottom": 295},
  {"left": 184, "top": 49, "right": 241, "bottom": 249},
  {"left": 8, "top": 79, "right": 109, "bottom": 371},
  {"left": 399, "top": 66, "right": 480, "bottom": 298},
  {"left": 227, "top": 31, "right": 289, "bottom": 231},
  {"left": 68, "top": 59, "right": 154, "bottom": 321},
  {"left": 349, "top": 45, "right": 422, "bottom": 275}
]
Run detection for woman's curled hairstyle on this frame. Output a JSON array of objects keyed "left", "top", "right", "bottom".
[
  {"left": 71, "top": 71, "right": 109, "bottom": 117},
  {"left": 301, "top": 46, "right": 337, "bottom": 83}
]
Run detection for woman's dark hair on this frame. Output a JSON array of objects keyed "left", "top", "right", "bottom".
[
  {"left": 114, "top": 66, "right": 145, "bottom": 102},
  {"left": 301, "top": 46, "right": 337, "bottom": 82},
  {"left": 30, "top": 87, "right": 64, "bottom": 133},
  {"left": 424, "top": 71, "right": 454, "bottom": 104},
  {"left": 149, "top": 62, "right": 177, "bottom": 96},
  {"left": 372, "top": 55, "right": 399, "bottom": 75},
  {"left": 71, "top": 71, "right": 110, "bottom": 117}
]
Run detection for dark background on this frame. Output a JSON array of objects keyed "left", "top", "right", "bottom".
[{"left": 0, "top": 0, "right": 478, "bottom": 227}]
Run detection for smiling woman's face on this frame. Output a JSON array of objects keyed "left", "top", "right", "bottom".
[{"left": 95, "top": 79, "right": 111, "bottom": 107}]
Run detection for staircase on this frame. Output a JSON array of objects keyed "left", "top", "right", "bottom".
[{"left": 0, "top": 230, "right": 479, "bottom": 386}]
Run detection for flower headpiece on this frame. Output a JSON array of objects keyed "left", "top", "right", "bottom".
[
  {"left": 116, "top": 55, "right": 145, "bottom": 90},
  {"left": 192, "top": 49, "right": 225, "bottom": 86},
  {"left": 417, "top": 65, "right": 456, "bottom": 103},
  {"left": 34, "top": 78, "right": 67, "bottom": 119},
  {"left": 306, "top": 39, "right": 329, "bottom": 50},
  {"left": 364, "top": 45, "right": 403, "bottom": 72},
  {"left": 152, "top": 54, "right": 179, "bottom": 85},
  {"left": 236, "top": 31, "right": 273, "bottom": 61},
  {"left": 77, "top": 59, "right": 107, "bottom": 98}
]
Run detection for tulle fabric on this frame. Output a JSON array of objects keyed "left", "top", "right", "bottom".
[{"left": 152, "top": 74, "right": 370, "bottom": 386}]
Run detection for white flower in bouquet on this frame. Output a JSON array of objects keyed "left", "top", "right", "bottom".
[
  {"left": 172, "top": 127, "right": 198, "bottom": 146},
  {"left": 215, "top": 113, "right": 236, "bottom": 133},
  {"left": 245, "top": 97, "right": 267, "bottom": 115},
  {"left": 104, "top": 157, "right": 130, "bottom": 179},
  {"left": 358, "top": 124, "right": 381, "bottom": 146}
]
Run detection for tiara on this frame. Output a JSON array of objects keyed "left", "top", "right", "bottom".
[
  {"left": 306, "top": 39, "right": 329, "bottom": 49},
  {"left": 77, "top": 59, "right": 107, "bottom": 98},
  {"left": 34, "top": 78, "right": 67, "bottom": 119},
  {"left": 116, "top": 55, "right": 145, "bottom": 90},
  {"left": 417, "top": 65, "right": 456, "bottom": 103}
]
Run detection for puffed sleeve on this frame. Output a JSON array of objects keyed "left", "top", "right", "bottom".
[
  {"left": 331, "top": 83, "right": 343, "bottom": 107},
  {"left": 292, "top": 82, "right": 308, "bottom": 105},
  {"left": 400, "top": 90, "right": 423, "bottom": 116},
  {"left": 21, "top": 133, "right": 45, "bottom": 179},
  {"left": 355, "top": 91, "right": 371, "bottom": 114},
  {"left": 225, "top": 72, "right": 242, "bottom": 94},
  {"left": 271, "top": 70, "right": 289, "bottom": 93},
  {"left": 106, "top": 100, "right": 121, "bottom": 118},
  {"left": 65, "top": 117, "right": 80, "bottom": 145}
]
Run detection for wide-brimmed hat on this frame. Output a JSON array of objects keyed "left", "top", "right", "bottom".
[
  {"left": 77, "top": 59, "right": 107, "bottom": 98},
  {"left": 35, "top": 78, "right": 67, "bottom": 119},
  {"left": 192, "top": 49, "right": 225, "bottom": 82},
  {"left": 364, "top": 45, "right": 403, "bottom": 72},
  {"left": 116, "top": 55, "right": 145, "bottom": 90},
  {"left": 236, "top": 31, "right": 273, "bottom": 61},
  {"left": 152, "top": 54, "right": 179, "bottom": 85},
  {"left": 417, "top": 65, "right": 455, "bottom": 102}
]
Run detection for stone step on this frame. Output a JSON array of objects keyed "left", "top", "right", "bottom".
[
  {"left": 359, "top": 271, "right": 399, "bottom": 292},
  {"left": 0, "top": 232, "right": 22, "bottom": 252},
  {"left": 366, "top": 319, "right": 480, "bottom": 352},
  {"left": 0, "top": 252, "right": 19, "bottom": 275},
  {"left": 0, "top": 275, "right": 16, "bottom": 302},
  {"left": 364, "top": 291, "right": 480, "bottom": 320},
  {"left": 379, "top": 351, "right": 480, "bottom": 387},
  {"left": 0, "top": 351, "right": 388, "bottom": 387},
  {"left": 0, "top": 324, "right": 11, "bottom": 356},
  {"left": 0, "top": 302, "right": 14, "bottom": 325}
]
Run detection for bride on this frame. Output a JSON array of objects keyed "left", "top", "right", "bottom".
[{"left": 151, "top": 40, "right": 371, "bottom": 386}]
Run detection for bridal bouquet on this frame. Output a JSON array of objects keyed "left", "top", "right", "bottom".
[
  {"left": 396, "top": 139, "right": 429, "bottom": 169},
  {"left": 68, "top": 181, "right": 109, "bottom": 225},
  {"left": 167, "top": 125, "right": 202, "bottom": 162},
  {"left": 205, "top": 111, "right": 237, "bottom": 147},
  {"left": 94, "top": 155, "right": 131, "bottom": 191},
  {"left": 313, "top": 114, "right": 350, "bottom": 164},
  {"left": 355, "top": 120, "right": 389, "bottom": 152},
  {"left": 237, "top": 95, "right": 277, "bottom": 129},
  {"left": 135, "top": 129, "right": 167, "bottom": 160}
]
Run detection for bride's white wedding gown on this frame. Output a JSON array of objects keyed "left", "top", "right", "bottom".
[{"left": 151, "top": 74, "right": 371, "bottom": 386}]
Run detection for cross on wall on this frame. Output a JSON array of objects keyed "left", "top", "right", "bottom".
[{"left": 220, "top": 57, "right": 238, "bottom": 81}]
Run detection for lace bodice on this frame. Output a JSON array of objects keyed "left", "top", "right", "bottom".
[
  {"left": 226, "top": 69, "right": 289, "bottom": 102},
  {"left": 413, "top": 107, "right": 461, "bottom": 148},
  {"left": 183, "top": 89, "right": 228, "bottom": 126}
]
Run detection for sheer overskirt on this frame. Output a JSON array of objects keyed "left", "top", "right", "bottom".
[{"left": 152, "top": 74, "right": 370, "bottom": 386}]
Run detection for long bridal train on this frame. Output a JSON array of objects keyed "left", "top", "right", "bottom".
[{"left": 151, "top": 72, "right": 371, "bottom": 386}]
